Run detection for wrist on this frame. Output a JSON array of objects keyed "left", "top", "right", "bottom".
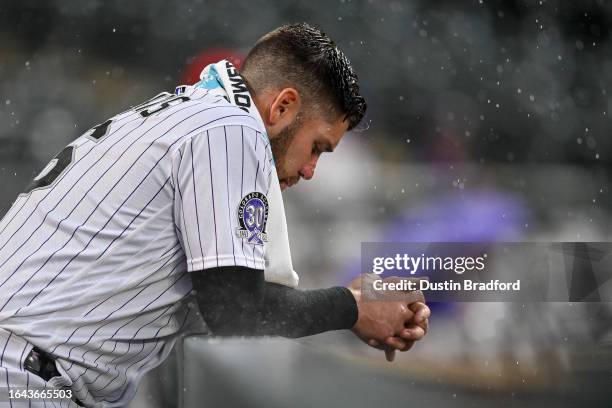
[{"left": 347, "top": 286, "right": 361, "bottom": 331}]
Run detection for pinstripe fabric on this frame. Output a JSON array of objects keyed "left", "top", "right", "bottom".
[
  {"left": 0, "top": 86, "right": 274, "bottom": 407},
  {"left": 0, "top": 328, "right": 81, "bottom": 407}
]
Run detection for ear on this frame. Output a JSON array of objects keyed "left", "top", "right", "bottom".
[{"left": 268, "top": 88, "right": 301, "bottom": 128}]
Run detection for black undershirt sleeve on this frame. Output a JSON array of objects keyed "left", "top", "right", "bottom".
[{"left": 191, "top": 266, "right": 358, "bottom": 338}]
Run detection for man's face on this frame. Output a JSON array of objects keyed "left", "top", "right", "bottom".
[{"left": 271, "top": 114, "right": 349, "bottom": 190}]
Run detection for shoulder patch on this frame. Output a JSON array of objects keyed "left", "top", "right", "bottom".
[{"left": 236, "top": 192, "right": 269, "bottom": 245}]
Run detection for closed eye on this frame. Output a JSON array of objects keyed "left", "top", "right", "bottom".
[{"left": 313, "top": 143, "right": 333, "bottom": 155}]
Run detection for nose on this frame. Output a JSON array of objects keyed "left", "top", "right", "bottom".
[{"left": 299, "top": 156, "right": 318, "bottom": 180}]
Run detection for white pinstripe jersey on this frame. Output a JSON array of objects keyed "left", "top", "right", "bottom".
[{"left": 0, "top": 85, "right": 275, "bottom": 407}]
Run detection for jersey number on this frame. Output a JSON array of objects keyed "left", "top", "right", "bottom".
[
  {"left": 23, "top": 93, "right": 190, "bottom": 194},
  {"left": 245, "top": 205, "right": 264, "bottom": 229}
]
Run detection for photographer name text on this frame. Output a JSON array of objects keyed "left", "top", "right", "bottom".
[{"left": 373, "top": 279, "right": 521, "bottom": 292}]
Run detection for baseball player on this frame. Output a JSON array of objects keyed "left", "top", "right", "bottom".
[{"left": 0, "top": 23, "right": 429, "bottom": 407}]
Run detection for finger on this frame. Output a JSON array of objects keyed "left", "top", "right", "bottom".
[
  {"left": 367, "top": 339, "right": 388, "bottom": 351},
  {"left": 384, "top": 336, "right": 407, "bottom": 350},
  {"left": 403, "top": 289, "right": 425, "bottom": 304},
  {"left": 385, "top": 348, "right": 396, "bottom": 362},
  {"left": 389, "top": 339, "right": 415, "bottom": 352},
  {"left": 422, "top": 318, "right": 429, "bottom": 333},
  {"left": 404, "top": 325, "right": 426, "bottom": 340},
  {"left": 399, "top": 303, "right": 415, "bottom": 320},
  {"left": 400, "top": 340, "right": 415, "bottom": 352},
  {"left": 404, "top": 317, "right": 428, "bottom": 333},
  {"left": 406, "top": 305, "right": 429, "bottom": 335},
  {"left": 409, "top": 302, "right": 431, "bottom": 323},
  {"left": 391, "top": 340, "right": 415, "bottom": 352},
  {"left": 398, "top": 325, "right": 426, "bottom": 341}
]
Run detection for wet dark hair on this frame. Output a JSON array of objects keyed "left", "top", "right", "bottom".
[{"left": 241, "top": 22, "right": 366, "bottom": 130}]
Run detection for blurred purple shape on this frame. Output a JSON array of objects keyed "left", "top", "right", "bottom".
[
  {"left": 388, "top": 190, "right": 528, "bottom": 243},
  {"left": 343, "top": 190, "right": 529, "bottom": 315}
]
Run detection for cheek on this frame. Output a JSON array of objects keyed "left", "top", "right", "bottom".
[{"left": 285, "top": 141, "right": 310, "bottom": 168}]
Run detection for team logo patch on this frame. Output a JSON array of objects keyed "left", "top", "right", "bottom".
[{"left": 237, "top": 192, "right": 269, "bottom": 245}]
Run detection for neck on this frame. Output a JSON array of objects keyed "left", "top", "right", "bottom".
[{"left": 252, "top": 91, "right": 277, "bottom": 139}]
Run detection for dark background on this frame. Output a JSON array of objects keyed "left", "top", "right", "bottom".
[{"left": 2, "top": 0, "right": 611, "bottom": 167}]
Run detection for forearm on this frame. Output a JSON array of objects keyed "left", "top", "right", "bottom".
[{"left": 192, "top": 266, "right": 358, "bottom": 338}]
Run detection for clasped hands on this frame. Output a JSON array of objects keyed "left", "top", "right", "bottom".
[{"left": 347, "top": 275, "right": 430, "bottom": 362}]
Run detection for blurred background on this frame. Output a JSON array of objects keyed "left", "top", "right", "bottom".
[{"left": 1, "top": 0, "right": 611, "bottom": 406}]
